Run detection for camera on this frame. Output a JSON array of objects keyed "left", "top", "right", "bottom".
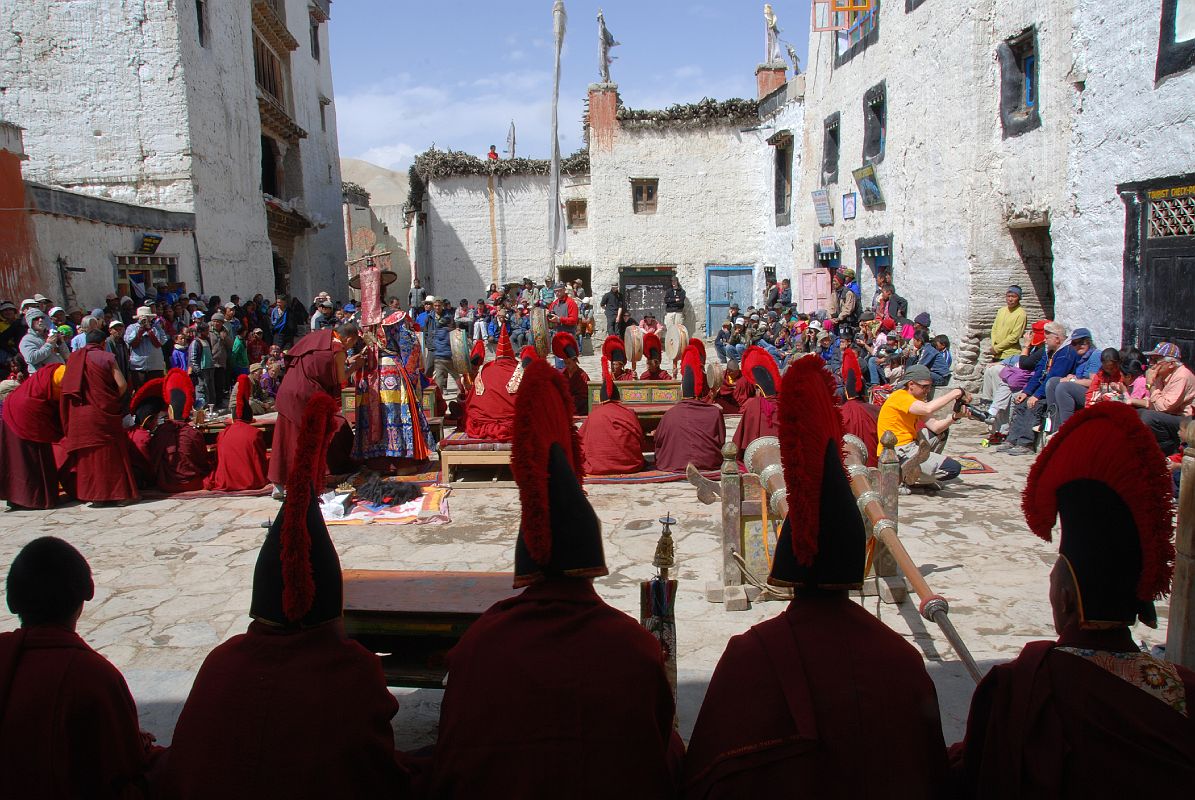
[{"left": 954, "top": 396, "right": 991, "bottom": 423}]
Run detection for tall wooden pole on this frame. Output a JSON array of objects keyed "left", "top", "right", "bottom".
[{"left": 1166, "top": 422, "right": 1195, "bottom": 668}]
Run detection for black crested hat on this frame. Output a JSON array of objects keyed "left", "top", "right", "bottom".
[
  {"left": 250, "top": 391, "right": 344, "bottom": 627},
  {"left": 511, "top": 360, "right": 606, "bottom": 588},
  {"left": 1023, "top": 402, "right": 1175, "bottom": 628},
  {"left": 6, "top": 536, "right": 94, "bottom": 624},
  {"left": 741, "top": 346, "right": 780, "bottom": 398},
  {"left": 131, "top": 377, "right": 166, "bottom": 427},
  {"left": 600, "top": 356, "right": 620, "bottom": 403},
  {"left": 768, "top": 356, "right": 866, "bottom": 588},
  {"left": 164, "top": 368, "right": 194, "bottom": 420}
]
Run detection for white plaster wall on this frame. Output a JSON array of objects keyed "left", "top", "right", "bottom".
[
  {"left": 29, "top": 213, "right": 196, "bottom": 310},
  {"left": 0, "top": 0, "right": 194, "bottom": 209},
  {"left": 759, "top": 94, "right": 804, "bottom": 289},
  {"left": 1053, "top": 0, "right": 1195, "bottom": 348},
  {"left": 174, "top": 0, "right": 274, "bottom": 299},
  {"left": 588, "top": 123, "right": 769, "bottom": 336},
  {"left": 344, "top": 201, "right": 411, "bottom": 308}
]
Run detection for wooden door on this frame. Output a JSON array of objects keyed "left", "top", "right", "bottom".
[
  {"left": 797, "top": 268, "right": 832, "bottom": 313},
  {"left": 705, "top": 266, "right": 754, "bottom": 330}
]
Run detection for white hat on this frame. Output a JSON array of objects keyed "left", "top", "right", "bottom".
[
  {"left": 49, "top": 306, "right": 65, "bottom": 317},
  {"left": 809, "top": 320, "right": 823, "bottom": 331},
  {"left": 33, "top": 293, "right": 49, "bottom": 302},
  {"left": 135, "top": 306, "right": 153, "bottom": 319},
  {"left": 425, "top": 296, "right": 438, "bottom": 303},
  {"left": 120, "top": 296, "right": 133, "bottom": 305},
  {"left": 735, "top": 317, "right": 746, "bottom": 326},
  {"left": 581, "top": 297, "right": 592, "bottom": 305},
  {"left": 20, "top": 298, "right": 37, "bottom": 310},
  {"left": 192, "top": 310, "right": 205, "bottom": 321},
  {"left": 108, "top": 319, "right": 125, "bottom": 329}
]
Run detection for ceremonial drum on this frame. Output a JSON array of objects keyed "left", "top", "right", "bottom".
[
  {"left": 530, "top": 307, "right": 550, "bottom": 357},
  {"left": 705, "top": 361, "right": 725, "bottom": 393},
  {"left": 417, "top": 331, "right": 432, "bottom": 374},
  {"left": 623, "top": 325, "right": 644, "bottom": 367},
  {"left": 664, "top": 323, "right": 689, "bottom": 367},
  {"left": 449, "top": 329, "right": 471, "bottom": 376}
]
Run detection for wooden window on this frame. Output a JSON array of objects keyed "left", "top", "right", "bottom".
[
  {"left": 196, "top": 0, "right": 208, "bottom": 47},
  {"left": 310, "top": 19, "right": 321, "bottom": 62},
  {"left": 566, "top": 199, "right": 588, "bottom": 229},
  {"left": 116, "top": 255, "right": 179, "bottom": 298},
  {"left": 863, "top": 82, "right": 886, "bottom": 164},
  {"left": 770, "top": 132, "right": 793, "bottom": 224},
  {"left": 822, "top": 114, "right": 840, "bottom": 186},
  {"left": 998, "top": 29, "right": 1041, "bottom": 137},
  {"left": 1157, "top": 0, "right": 1195, "bottom": 82},
  {"left": 631, "top": 179, "right": 658, "bottom": 214},
  {"left": 253, "top": 34, "right": 286, "bottom": 106},
  {"left": 836, "top": 0, "right": 879, "bottom": 61}
]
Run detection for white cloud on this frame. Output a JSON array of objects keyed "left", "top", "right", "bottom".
[{"left": 672, "top": 65, "right": 703, "bottom": 80}]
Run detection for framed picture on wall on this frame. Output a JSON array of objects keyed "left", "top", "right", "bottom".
[{"left": 842, "top": 192, "right": 857, "bottom": 220}]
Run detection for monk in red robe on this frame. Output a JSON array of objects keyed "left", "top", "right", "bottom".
[
  {"left": 428, "top": 361, "right": 681, "bottom": 798},
  {"left": 269, "top": 324, "right": 360, "bottom": 497},
  {"left": 59, "top": 331, "right": 138, "bottom": 504},
  {"left": 655, "top": 345, "right": 725, "bottom": 472},
  {"left": 126, "top": 377, "right": 166, "bottom": 489},
  {"left": 950, "top": 403, "right": 1195, "bottom": 797},
  {"left": 709, "top": 360, "right": 747, "bottom": 413},
  {"left": 156, "top": 392, "right": 408, "bottom": 799},
  {"left": 639, "top": 333, "right": 672, "bottom": 380},
  {"left": 0, "top": 364, "right": 64, "bottom": 509},
  {"left": 685, "top": 357, "right": 948, "bottom": 799},
  {"left": 552, "top": 331, "right": 590, "bottom": 415},
  {"left": 464, "top": 328, "right": 519, "bottom": 440},
  {"left": 731, "top": 346, "right": 782, "bottom": 455},
  {"left": 839, "top": 356, "right": 880, "bottom": 467},
  {"left": 0, "top": 537, "right": 161, "bottom": 798},
  {"left": 579, "top": 356, "right": 645, "bottom": 475},
  {"left": 148, "top": 369, "right": 211, "bottom": 493},
  {"left": 206, "top": 374, "right": 269, "bottom": 491}
]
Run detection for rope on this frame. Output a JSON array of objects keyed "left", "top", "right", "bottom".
[{"left": 731, "top": 551, "right": 792, "bottom": 601}]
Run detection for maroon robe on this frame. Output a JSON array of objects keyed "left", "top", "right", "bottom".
[
  {"left": 684, "top": 594, "right": 948, "bottom": 799},
  {"left": 429, "top": 579, "right": 681, "bottom": 798},
  {"left": 564, "top": 365, "right": 590, "bottom": 416},
  {"left": 125, "top": 428, "right": 153, "bottom": 489},
  {"left": 0, "top": 627, "right": 159, "bottom": 799},
  {"left": 611, "top": 366, "right": 635, "bottom": 382},
  {"left": 156, "top": 621, "right": 407, "bottom": 799},
  {"left": 148, "top": 419, "right": 211, "bottom": 493},
  {"left": 579, "top": 401, "right": 645, "bottom": 475},
  {"left": 464, "top": 357, "right": 517, "bottom": 440},
  {"left": 205, "top": 420, "right": 269, "bottom": 491},
  {"left": 268, "top": 330, "right": 347, "bottom": 487},
  {"left": 841, "top": 399, "right": 880, "bottom": 467},
  {"left": 710, "top": 375, "right": 746, "bottom": 414},
  {"left": 59, "top": 344, "right": 138, "bottom": 502},
  {"left": 949, "top": 639, "right": 1195, "bottom": 798},
  {"left": 0, "top": 366, "right": 63, "bottom": 508},
  {"left": 639, "top": 368, "right": 672, "bottom": 381},
  {"left": 732, "top": 394, "right": 779, "bottom": 454},
  {"left": 654, "top": 399, "right": 726, "bottom": 472}
]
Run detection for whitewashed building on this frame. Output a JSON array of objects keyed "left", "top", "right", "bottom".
[
  {"left": 409, "top": 68, "right": 805, "bottom": 336},
  {"left": 0, "top": 0, "right": 346, "bottom": 307}
]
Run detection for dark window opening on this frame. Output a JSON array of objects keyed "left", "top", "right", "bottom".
[
  {"left": 998, "top": 29, "right": 1041, "bottom": 137},
  {"left": 1010, "top": 226, "right": 1056, "bottom": 320},
  {"left": 631, "top": 179, "right": 658, "bottom": 214},
  {"left": 196, "top": 0, "right": 208, "bottom": 47},
  {"left": 822, "top": 113, "right": 840, "bottom": 186},
  {"left": 319, "top": 101, "right": 327, "bottom": 132},
  {"left": 906, "top": 0, "right": 927, "bottom": 10},
  {"left": 863, "top": 82, "right": 886, "bottom": 164},
  {"left": 771, "top": 132, "right": 793, "bottom": 225},
  {"left": 566, "top": 199, "right": 588, "bottom": 229},
  {"left": 310, "top": 20, "right": 321, "bottom": 62},
  {"left": 260, "top": 136, "right": 280, "bottom": 197},
  {"left": 1157, "top": 0, "right": 1195, "bottom": 82}
]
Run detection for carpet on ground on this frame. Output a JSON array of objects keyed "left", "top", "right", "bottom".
[
  {"left": 326, "top": 486, "right": 451, "bottom": 526},
  {"left": 584, "top": 468, "right": 724, "bottom": 485},
  {"left": 955, "top": 455, "right": 995, "bottom": 475}
]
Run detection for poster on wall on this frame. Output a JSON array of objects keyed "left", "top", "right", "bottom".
[
  {"left": 842, "top": 192, "right": 857, "bottom": 220},
  {"left": 811, "top": 189, "right": 834, "bottom": 225},
  {"left": 852, "top": 165, "right": 884, "bottom": 208},
  {"left": 818, "top": 236, "right": 838, "bottom": 254}
]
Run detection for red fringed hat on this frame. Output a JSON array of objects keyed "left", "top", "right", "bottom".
[
  {"left": 511, "top": 360, "right": 605, "bottom": 588},
  {"left": 518, "top": 346, "right": 538, "bottom": 367},
  {"left": 688, "top": 337, "right": 706, "bottom": 365},
  {"left": 643, "top": 333, "right": 663, "bottom": 361},
  {"left": 469, "top": 339, "right": 486, "bottom": 372},
  {"left": 234, "top": 374, "right": 254, "bottom": 423},
  {"left": 552, "top": 331, "right": 579, "bottom": 360},
  {"left": 741, "top": 346, "right": 780, "bottom": 398},
  {"left": 131, "top": 377, "right": 166, "bottom": 427},
  {"left": 680, "top": 344, "right": 704, "bottom": 399},
  {"left": 163, "top": 368, "right": 195, "bottom": 420},
  {"left": 600, "top": 357, "right": 619, "bottom": 403},
  {"left": 496, "top": 326, "right": 514, "bottom": 359},
  {"left": 251, "top": 391, "right": 343, "bottom": 627},
  {"left": 841, "top": 348, "right": 864, "bottom": 400},
  {"left": 768, "top": 355, "right": 866, "bottom": 589},
  {"left": 1022, "top": 402, "right": 1175, "bottom": 628},
  {"left": 601, "top": 335, "right": 627, "bottom": 363}
]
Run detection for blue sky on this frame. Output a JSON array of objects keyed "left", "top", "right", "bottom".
[{"left": 329, "top": 1, "right": 810, "bottom": 171}]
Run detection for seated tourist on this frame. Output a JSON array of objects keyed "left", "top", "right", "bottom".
[
  {"left": 552, "top": 331, "right": 589, "bottom": 415},
  {"left": 1043, "top": 327, "right": 1101, "bottom": 430},
  {"left": 654, "top": 344, "right": 725, "bottom": 472},
  {"left": 464, "top": 328, "right": 519, "bottom": 441},
  {"left": 1129, "top": 342, "right": 1195, "bottom": 455},
  {"left": 840, "top": 356, "right": 880, "bottom": 467},
  {"left": 579, "top": 355, "right": 646, "bottom": 475},
  {"left": 685, "top": 357, "right": 947, "bottom": 798},
  {"left": 951, "top": 402, "right": 1195, "bottom": 795},
  {"left": 156, "top": 392, "right": 409, "bottom": 798},
  {"left": 127, "top": 377, "right": 166, "bottom": 489},
  {"left": 732, "top": 346, "right": 782, "bottom": 454},
  {"left": 639, "top": 333, "right": 672, "bottom": 380},
  {"left": 428, "top": 361, "right": 681, "bottom": 797},
  {"left": 0, "top": 537, "right": 162, "bottom": 797},
  {"left": 876, "top": 365, "right": 969, "bottom": 483},
  {"left": 603, "top": 335, "right": 635, "bottom": 381},
  {"left": 0, "top": 363, "right": 64, "bottom": 510},
  {"left": 147, "top": 368, "right": 211, "bottom": 492},
  {"left": 205, "top": 374, "right": 269, "bottom": 491},
  {"left": 1000, "top": 322, "right": 1078, "bottom": 456}
]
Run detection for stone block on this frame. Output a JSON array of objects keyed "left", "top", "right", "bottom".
[
  {"left": 705, "top": 581, "right": 725, "bottom": 603},
  {"left": 723, "top": 585, "right": 750, "bottom": 612}
]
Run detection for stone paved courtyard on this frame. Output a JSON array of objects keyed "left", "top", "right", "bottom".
[{"left": 0, "top": 411, "right": 1175, "bottom": 750}]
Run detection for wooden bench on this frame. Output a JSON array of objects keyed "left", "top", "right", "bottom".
[
  {"left": 342, "top": 569, "right": 519, "bottom": 687},
  {"left": 438, "top": 431, "right": 513, "bottom": 484}
]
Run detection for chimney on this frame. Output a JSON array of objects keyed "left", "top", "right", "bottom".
[
  {"left": 588, "top": 83, "right": 620, "bottom": 152},
  {"left": 755, "top": 64, "right": 786, "bottom": 100}
]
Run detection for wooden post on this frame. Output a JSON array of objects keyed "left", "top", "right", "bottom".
[
  {"left": 719, "top": 441, "right": 743, "bottom": 592},
  {"left": 874, "top": 430, "right": 901, "bottom": 578},
  {"left": 1166, "top": 422, "right": 1195, "bottom": 669}
]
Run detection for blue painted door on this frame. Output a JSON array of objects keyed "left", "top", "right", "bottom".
[{"left": 706, "top": 266, "right": 754, "bottom": 332}]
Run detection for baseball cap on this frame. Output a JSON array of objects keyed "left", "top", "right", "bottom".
[
  {"left": 20, "top": 299, "right": 37, "bottom": 310},
  {"left": 750, "top": 313, "right": 760, "bottom": 321},
  {"left": 108, "top": 319, "right": 124, "bottom": 329},
  {"left": 90, "top": 308, "right": 104, "bottom": 317},
  {"left": 211, "top": 312, "right": 225, "bottom": 322},
  {"left": 318, "top": 299, "right": 333, "bottom": 308},
  {"left": 1145, "top": 342, "right": 1182, "bottom": 361},
  {"left": 343, "top": 303, "right": 356, "bottom": 313},
  {"left": 49, "top": 306, "right": 65, "bottom": 317},
  {"left": 735, "top": 317, "right": 746, "bottom": 326},
  {"left": 191, "top": 310, "right": 205, "bottom": 321},
  {"left": 809, "top": 320, "right": 823, "bottom": 331},
  {"left": 1069, "top": 327, "right": 1092, "bottom": 343},
  {"left": 1029, "top": 319, "right": 1048, "bottom": 346},
  {"left": 903, "top": 365, "right": 933, "bottom": 385},
  {"left": 0, "top": 302, "right": 15, "bottom": 312}
]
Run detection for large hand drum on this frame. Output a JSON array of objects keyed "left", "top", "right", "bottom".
[
  {"left": 450, "top": 329, "right": 471, "bottom": 376},
  {"left": 705, "top": 361, "right": 725, "bottom": 394},
  {"left": 530, "top": 307, "right": 550, "bottom": 357},
  {"left": 623, "top": 325, "right": 644, "bottom": 369},
  {"left": 664, "top": 323, "right": 689, "bottom": 369}
]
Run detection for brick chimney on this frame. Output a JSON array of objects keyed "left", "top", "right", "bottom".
[
  {"left": 0, "top": 122, "right": 43, "bottom": 302},
  {"left": 588, "top": 83, "right": 619, "bottom": 152},
  {"left": 755, "top": 64, "right": 787, "bottom": 100}
]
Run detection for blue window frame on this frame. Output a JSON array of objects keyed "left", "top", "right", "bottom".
[{"left": 1023, "top": 54, "right": 1036, "bottom": 108}]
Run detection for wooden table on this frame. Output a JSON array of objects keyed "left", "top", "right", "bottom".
[{"left": 342, "top": 570, "right": 520, "bottom": 687}]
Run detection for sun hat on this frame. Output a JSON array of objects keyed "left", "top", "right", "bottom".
[{"left": 1145, "top": 342, "right": 1182, "bottom": 361}]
